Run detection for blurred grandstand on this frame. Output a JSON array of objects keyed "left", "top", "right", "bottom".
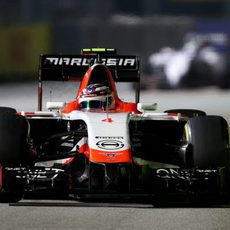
[{"left": 0, "top": 0, "right": 229, "bottom": 87}]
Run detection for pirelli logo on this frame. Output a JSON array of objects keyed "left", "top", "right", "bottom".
[{"left": 43, "top": 56, "right": 137, "bottom": 68}]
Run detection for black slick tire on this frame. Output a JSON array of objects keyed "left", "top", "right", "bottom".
[
  {"left": 185, "top": 115, "right": 229, "bottom": 168},
  {"left": 0, "top": 111, "right": 29, "bottom": 165}
]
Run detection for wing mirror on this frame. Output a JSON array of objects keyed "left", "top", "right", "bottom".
[
  {"left": 46, "top": 102, "right": 66, "bottom": 111},
  {"left": 137, "top": 103, "right": 157, "bottom": 112}
]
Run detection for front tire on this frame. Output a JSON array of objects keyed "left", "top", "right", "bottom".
[
  {"left": 185, "top": 115, "right": 229, "bottom": 168},
  {"left": 185, "top": 116, "right": 230, "bottom": 201},
  {"left": 0, "top": 107, "right": 17, "bottom": 114},
  {"left": 0, "top": 111, "right": 29, "bottom": 165},
  {"left": 0, "top": 109, "right": 29, "bottom": 203}
]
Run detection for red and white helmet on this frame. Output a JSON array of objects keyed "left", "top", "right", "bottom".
[{"left": 79, "top": 84, "right": 115, "bottom": 111}]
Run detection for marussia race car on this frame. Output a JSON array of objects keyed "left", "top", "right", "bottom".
[{"left": 0, "top": 48, "right": 229, "bottom": 203}]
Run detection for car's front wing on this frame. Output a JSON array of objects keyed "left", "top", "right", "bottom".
[{"left": 0, "top": 166, "right": 228, "bottom": 198}]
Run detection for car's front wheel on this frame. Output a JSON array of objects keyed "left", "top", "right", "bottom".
[{"left": 0, "top": 108, "right": 30, "bottom": 202}]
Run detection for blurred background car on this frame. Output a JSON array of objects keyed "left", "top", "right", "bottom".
[{"left": 148, "top": 32, "right": 230, "bottom": 89}]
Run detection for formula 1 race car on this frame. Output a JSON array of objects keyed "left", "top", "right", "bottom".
[
  {"left": 0, "top": 48, "right": 229, "bottom": 203},
  {"left": 148, "top": 33, "right": 230, "bottom": 89}
]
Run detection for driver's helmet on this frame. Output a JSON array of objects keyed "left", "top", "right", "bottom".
[{"left": 79, "top": 83, "right": 115, "bottom": 111}]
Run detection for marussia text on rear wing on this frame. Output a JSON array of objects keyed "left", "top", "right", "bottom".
[{"left": 39, "top": 54, "right": 140, "bottom": 82}]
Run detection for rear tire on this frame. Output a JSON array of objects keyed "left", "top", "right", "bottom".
[{"left": 165, "top": 109, "right": 206, "bottom": 117}]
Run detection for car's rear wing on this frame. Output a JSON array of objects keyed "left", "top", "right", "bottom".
[
  {"left": 38, "top": 53, "right": 140, "bottom": 110},
  {"left": 39, "top": 54, "right": 140, "bottom": 82}
]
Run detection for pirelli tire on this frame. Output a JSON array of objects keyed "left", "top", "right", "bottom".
[
  {"left": 0, "top": 107, "right": 17, "bottom": 114},
  {"left": 164, "top": 109, "right": 206, "bottom": 117},
  {"left": 0, "top": 109, "right": 30, "bottom": 166},
  {"left": 185, "top": 115, "right": 229, "bottom": 169}
]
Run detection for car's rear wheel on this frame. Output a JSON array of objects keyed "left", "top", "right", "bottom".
[{"left": 165, "top": 109, "right": 206, "bottom": 117}]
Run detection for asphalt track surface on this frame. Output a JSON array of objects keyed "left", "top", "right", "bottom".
[{"left": 0, "top": 81, "right": 230, "bottom": 230}]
